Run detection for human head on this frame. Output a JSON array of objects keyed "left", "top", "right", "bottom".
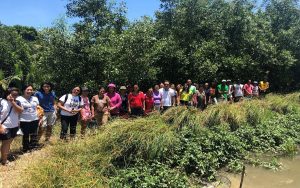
[
  {"left": 98, "top": 86, "right": 106, "bottom": 96},
  {"left": 164, "top": 80, "right": 170, "bottom": 90},
  {"left": 199, "top": 84, "right": 204, "bottom": 92},
  {"left": 2, "top": 87, "right": 19, "bottom": 100},
  {"left": 204, "top": 83, "right": 209, "bottom": 89},
  {"left": 147, "top": 88, "right": 153, "bottom": 96},
  {"left": 248, "top": 80, "right": 252, "bottom": 84},
  {"left": 40, "top": 82, "right": 54, "bottom": 94},
  {"left": 22, "top": 84, "right": 34, "bottom": 97},
  {"left": 176, "top": 84, "right": 182, "bottom": 91},
  {"left": 133, "top": 84, "right": 139, "bottom": 92},
  {"left": 187, "top": 79, "right": 192, "bottom": 86},
  {"left": 222, "top": 79, "right": 226, "bottom": 85},
  {"left": 253, "top": 81, "right": 258, "bottom": 86},
  {"left": 71, "top": 86, "right": 81, "bottom": 96},
  {"left": 226, "top": 80, "right": 231, "bottom": 85},
  {"left": 154, "top": 85, "right": 160, "bottom": 91},
  {"left": 170, "top": 84, "right": 175, "bottom": 90},
  {"left": 159, "top": 83, "right": 164, "bottom": 89},
  {"left": 119, "top": 86, "right": 127, "bottom": 95},
  {"left": 81, "top": 86, "right": 89, "bottom": 97},
  {"left": 184, "top": 83, "right": 189, "bottom": 91},
  {"left": 108, "top": 83, "right": 116, "bottom": 93}
]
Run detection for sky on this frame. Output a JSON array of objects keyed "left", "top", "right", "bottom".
[{"left": 0, "top": 0, "right": 161, "bottom": 28}]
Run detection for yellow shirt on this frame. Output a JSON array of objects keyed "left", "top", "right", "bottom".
[
  {"left": 180, "top": 89, "right": 192, "bottom": 102},
  {"left": 259, "top": 81, "right": 269, "bottom": 90}
]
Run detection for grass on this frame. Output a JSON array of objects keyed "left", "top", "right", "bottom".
[{"left": 5, "top": 92, "right": 300, "bottom": 187}]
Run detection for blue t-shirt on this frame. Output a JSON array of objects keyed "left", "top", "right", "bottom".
[{"left": 34, "top": 91, "right": 56, "bottom": 112}]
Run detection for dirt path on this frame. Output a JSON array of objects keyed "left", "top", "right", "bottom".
[{"left": 0, "top": 139, "right": 57, "bottom": 188}]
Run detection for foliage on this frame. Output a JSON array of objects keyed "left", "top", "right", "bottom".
[{"left": 20, "top": 93, "right": 300, "bottom": 187}]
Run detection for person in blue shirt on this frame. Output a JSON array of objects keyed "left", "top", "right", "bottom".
[{"left": 34, "top": 82, "right": 57, "bottom": 143}]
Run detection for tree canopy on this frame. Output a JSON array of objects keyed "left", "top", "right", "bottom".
[{"left": 1, "top": 0, "right": 300, "bottom": 94}]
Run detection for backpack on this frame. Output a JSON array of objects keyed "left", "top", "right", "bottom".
[{"left": 58, "top": 94, "right": 82, "bottom": 115}]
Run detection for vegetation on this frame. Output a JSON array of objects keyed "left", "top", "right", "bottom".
[
  {"left": 16, "top": 93, "right": 300, "bottom": 187},
  {"left": 1, "top": 0, "right": 300, "bottom": 94}
]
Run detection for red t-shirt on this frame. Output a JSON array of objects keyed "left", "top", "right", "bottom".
[
  {"left": 128, "top": 92, "right": 145, "bottom": 108},
  {"left": 145, "top": 94, "right": 154, "bottom": 113}
]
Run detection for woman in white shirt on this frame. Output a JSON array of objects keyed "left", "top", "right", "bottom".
[
  {"left": 0, "top": 88, "right": 23, "bottom": 165},
  {"left": 17, "top": 85, "right": 41, "bottom": 152},
  {"left": 57, "top": 86, "right": 83, "bottom": 140}
]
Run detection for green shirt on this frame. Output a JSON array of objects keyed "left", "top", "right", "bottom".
[
  {"left": 189, "top": 85, "right": 196, "bottom": 94},
  {"left": 217, "top": 84, "right": 229, "bottom": 99}
]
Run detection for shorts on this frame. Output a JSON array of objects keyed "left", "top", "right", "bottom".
[
  {"left": 0, "top": 127, "right": 19, "bottom": 140},
  {"left": 42, "top": 111, "right": 57, "bottom": 127}
]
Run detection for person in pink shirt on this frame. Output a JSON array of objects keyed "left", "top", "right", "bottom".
[
  {"left": 243, "top": 80, "right": 254, "bottom": 99},
  {"left": 80, "top": 87, "right": 92, "bottom": 136},
  {"left": 105, "top": 83, "right": 122, "bottom": 117}
]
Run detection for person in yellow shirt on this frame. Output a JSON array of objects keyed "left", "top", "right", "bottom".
[
  {"left": 259, "top": 80, "right": 269, "bottom": 97},
  {"left": 179, "top": 84, "right": 192, "bottom": 106}
]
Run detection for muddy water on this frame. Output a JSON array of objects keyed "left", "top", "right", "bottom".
[{"left": 226, "top": 155, "right": 300, "bottom": 188}]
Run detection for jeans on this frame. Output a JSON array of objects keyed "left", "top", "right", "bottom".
[
  {"left": 60, "top": 114, "right": 79, "bottom": 139},
  {"left": 20, "top": 120, "right": 39, "bottom": 151}
]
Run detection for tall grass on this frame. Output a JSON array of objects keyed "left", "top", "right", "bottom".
[{"left": 17, "top": 92, "right": 300, "bottom": 187}]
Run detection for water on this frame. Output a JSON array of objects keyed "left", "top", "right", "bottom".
[{"left": 226, "top": 155, "right": 300, "bottom": 188}]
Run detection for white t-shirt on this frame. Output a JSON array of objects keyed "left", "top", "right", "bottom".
[
  {"left": 160, "top": 88, "right": 176, "bottom": 107},
  {"left": 17, "top": 96, "right": 39, "bottom": 122},
  {"left": 0, "top": 99, "right": 20, "bottom": 128},
  {"left": 234, "top": 84, "right": 244, "bottom": 97},
  {"left": 59, "top": 94, "right": 84, "bottom": 116}
]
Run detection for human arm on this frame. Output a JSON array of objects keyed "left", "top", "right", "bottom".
[{"left": 7, "top": 95, "right": 23, "bottom": 113}]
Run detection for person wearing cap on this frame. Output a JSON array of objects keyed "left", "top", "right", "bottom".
[
  {"left": 243, "top": 80, "right": 254, "bottom": 99},
  {"left": 119, "top": 86, "right": 128, "bottom": 117},
  {"left": 80, "top": 87, "right": 92, "bottom": 136},
  {"left": 91, "top": 86, "right": 111, "bottom": 126},
  {"left": 217, "top": 80, "right": 229, "bottom": 102},
  {"left": 252, "top": 81, "right": 259, "bottom": 98},
  {"left": 105, "top": 83, "right": 122, "bottom": 117},
  {"left": 233, "top": 79, "right": 244, "bottom": 102},
  {"left": 226, "top": 79, "right": 234, "bottom": 102},
  {"left": 128, "top": 84, "right": 145, "bottom": 117}
]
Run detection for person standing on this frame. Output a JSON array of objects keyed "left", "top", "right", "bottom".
[
  {"left": 160, "top": 80, "right": 176, "bottom": 112},
  {"left": 227, "top": 80, "right": 234, "bottom": 102},
  {"left": 179, "top": 84, "right": 192, "bottom": 106},
  {"left": 17, "top": 85, "right": 41, "bottom": 152},
  {"left": 35, "top": 82, "right": 57, "bottom": 143},
  {"left": 105, "top": 84, "right": 122, "bottom": 117},
  {"left": 196, "top": 84, "right": 206, "bottom": 110},
  {"left": 91, "top": 86, "right": 110, "bottom": 127},
  {"left": 252, "top": 81, "right": 259, "bottom": 98},
  {"left": 128, "top": 84, "right": 145, "bottom": 117},
  {"left": 217, "top": 80, "right": 229, "bottom": 102},
  {"left": 144, "top": 88, "right": 154, "bottom": 115},
  {"left": 233, "top": 79, "right": 244, "bottom": 102},
  {"left": 244, "top": 80, "right": 254, "bottom": 99},
  {"left": 153, "top": 85, "right": 162, "bottom": 112},
  {"left": 58, "top": 86, "right": 83, "bottom": 140},
  {"left": 119, "top": 86, "right": 128, "bottom": 117},
  {"left": 187, "top": 79, "right": 197, "bottom": 95},
  {"left": 210, "top": 81, "right": 218, "bottom": 104},
  {"left": 80, "top": 87, "right": 92, "bottom": 136},
  {"left": 0, "top": 88, "right": 23, "bottom": 165},
  {"left": 259, "top": 79, "right": 269, "bottom": 97},
  {"left": 204, "top": 83, "right": 210, "bottom": 107}
]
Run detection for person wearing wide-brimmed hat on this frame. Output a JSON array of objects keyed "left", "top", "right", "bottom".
[{"left": 105, "top": 83, "right": 122, "bottom": 117}]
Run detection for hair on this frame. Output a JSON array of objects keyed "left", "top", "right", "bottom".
[
  {"left": 72, "top": 86, "right": 82, "bottom": 95},
  {"left": 2, "top": 87, "right": 20, "bottom": 99},
  {"left": 40, "top": 82, "right": 54, "bottom": 93},
  {"left": 22, "top": 84, "right": 34, "bottom": 92}
]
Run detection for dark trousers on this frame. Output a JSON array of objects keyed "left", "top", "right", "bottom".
[
  {"left": 130, "top": 107, "right": 144, "bottom": 117},
  {"left": 60, "top": 114, "right": 79, "bottom": 139},
  {"left": 20, "top": 120, "right": 39, "bottom": 151}
]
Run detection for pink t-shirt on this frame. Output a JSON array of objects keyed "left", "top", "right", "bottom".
[
  {"left": 81, "top": 96, "right": 91, "bottom": 119},
  {"left": 244, "top": 84, "right": 254, "bottom": 96},
  {"left": 105, "top": 92, "right": 122, "bottom": 115}
]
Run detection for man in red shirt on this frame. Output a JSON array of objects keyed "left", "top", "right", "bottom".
[
  {"left": 128, "top": 84, "right": 145, "bottom": 117},
  {"left": 243, "top": 80, "right": 254, "bottom": 99}
]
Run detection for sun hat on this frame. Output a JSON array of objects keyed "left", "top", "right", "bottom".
[
  {"left": 81, "top": 86, "right": 89, "bottom": 91},
  {"left": 222, "top": 79, "right": 226, "bottom": 82},
  {"left": 108, "top": 83, "right": 116, "bottom": 88},
  {"left": 120, "top": 86, "right": 127, "bottom": 90}
]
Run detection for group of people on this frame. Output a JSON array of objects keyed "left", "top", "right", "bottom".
[{"left": 0, "top": 79, "right": 269, "bottom": 165}]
